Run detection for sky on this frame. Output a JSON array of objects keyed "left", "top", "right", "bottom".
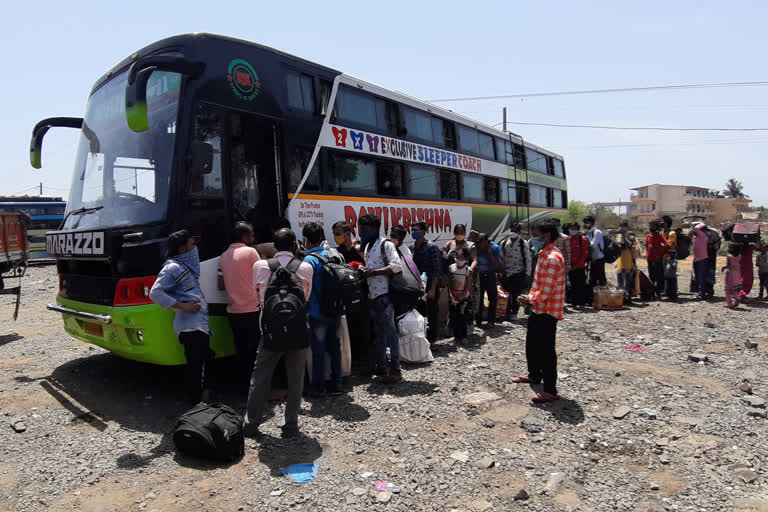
[{"left": 2, "top": 1, "right": 767, "bottom": 206}]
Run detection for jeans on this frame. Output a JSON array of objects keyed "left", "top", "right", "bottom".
[
  {"left": 759, "top": 272, "right": 768, "bottom": 297},
  {"left": 503, "top": 272, "right": 526, "bottom": 316},
  {"left": 178, "top": 330, "right": 215, "bottom": 397},
  {"left": 309, "top": 316, "right": 341, "bottom": 392},
  {"left": 244, "top": 343, "right": 309, "bottom": 432},
  {"left": 476, "top": 271, "right": 498, "bottom": 323},
  {"left": 370, "top": 295, "right": 400, "bottom": 373},
  {"left": 525, "top": 313, "right": 559, "bottom": 395},
  {"left": 588, "top": 258, "right": 607, "bottom": 287},
  {"left": 665, "top": 277, "right": 678, "bottom": 299},
  {"left": 417, "top": 278, "right": 441, "bottom": 343},
  {"left": 228, "top": 311, "right": 261, "bottom": 390},
  {"left": 616, "top": 269, "right": 636, "bottom": 298},
  {"left": 694, "top": 259, "right": 713, "bottom": 297},
  {"left": 568, "top": 268, "right": 587, "bottom": 306},
  {"left": 648, "top": 261, "right": 665, "bottom": 297}
]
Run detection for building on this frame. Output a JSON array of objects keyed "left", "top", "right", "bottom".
[{"left": 630, "top": 184, "right": 751, "bottom": 226}]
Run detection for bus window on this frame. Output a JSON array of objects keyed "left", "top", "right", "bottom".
[
  {"left": 402, "top": 106, "right": 433, "bottom": 143},
  {"left": 286, "top": 70, "right": 314, "bottom": 113},
  {"left": 463, "top": 174, "right": 483, "bottom": 202},
  {"left": 82, "top": 153, "right": 105, "bottom": 203},
  {"left": 287, "top": 146, "right": 319, "bottom": 192},
  {"left": 376, "top": 161, "right": 404, "bottom": 197},
  {"left": 408, "top": 166, "right": 438, "bottom": 199},
  {"left": 495, "top": 138, "right": 508, "bottom": 164},
  {"left": 553, "top": 158, "right": 565, "bottom": 178},
  {"left": 501, "top": 180, "right": 516, "bottom": 204},
  {"left": 113, "top": 157, "right": 156, "bottom": 203},
  {"left": 331, "top": 153, "right": 375, "bottom": 193},
  {"left": 530, "top": 184, "right": 547, "bottom": 206},
  {"left": 553, "top": 189, "right": 566, "bottom": 208},
  {"left": 431, "top": 117, "right": 444, "bottom": 148},
  {"left": 525, "top": 148, "right": 547, "bottom": 174},
  {"left": 442, "top": 121, "right": 457, "bottom": 150},
  {"left": 335, "top": 86, "right": 387, "bottom": 133},
  {"left": 190, "top": 106, "right": 224, "bottom": 197},
  {"left": 483, "top": 177, "right": 499, "bottom": 203},
  {"left": 478, "top": 132, "right": 495, "bottom": 160},
  {"left": 319, "top": 80, "right": 331, "bottom": 116},
  {"left": 440, "top": 170, "right": 460, "bottom": 200},
  {"left": 457, "top": 125, "right": 479, "bottom": 155},
  {"left": 230, "top": 143, "right": 259, "bottom": 219},
  {"left": 512, "top": 143, "right": 526, "bottom": 168}
]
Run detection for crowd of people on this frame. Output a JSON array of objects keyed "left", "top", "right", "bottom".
[{"left": 148, "top": 213, "right": 765, "bottom": 439}]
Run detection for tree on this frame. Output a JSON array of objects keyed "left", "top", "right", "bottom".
[
  {"left": 566, "top": 200, "right": 590, "bottom": 223},
  {"left": 723, "top": 178, "right": 745, "bottom": 198}
]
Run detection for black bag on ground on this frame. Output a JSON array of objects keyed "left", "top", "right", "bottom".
[
  {"left": 173, "top": 403, "right": 244, "bottom": 461},
  {"left": 261, "top": 258, "right": 308, "bottom": 351},
  {"left": 309, "top": 253, "right": 363, "bottom": 317}
]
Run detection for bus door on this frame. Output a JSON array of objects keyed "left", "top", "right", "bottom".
[{"left": 227, "top": 111, "right": 282, "bottom": 243}]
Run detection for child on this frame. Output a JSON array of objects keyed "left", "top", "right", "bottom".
[
  {"left": 448, "top": 247, "right": 473, "bottom": 343},
  {"left": 758, "top": 246, "right": 768, "bottom": 300},
  {"left": 722, "top": 243, "right": 743, "bottom": 309},
  {"left": 663, "top": 250, "right": 678, "bottom": 301}
]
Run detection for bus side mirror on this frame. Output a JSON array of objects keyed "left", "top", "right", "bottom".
[
  {"left": 189, "top": 142, "right": 213, "bottom": 175},
  {"left": 30, "top": 117, "right": 83, "bottom": 169}
]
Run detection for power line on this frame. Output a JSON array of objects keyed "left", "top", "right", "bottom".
[
  {"left": 550, "top": 138, "right": 768, "bottom": 150},
  {"left": 494, "top": 120, "right": 768, "bottom": 132},
  {"left": 428, "top": 81, "right": 768, "bottom": 103}
]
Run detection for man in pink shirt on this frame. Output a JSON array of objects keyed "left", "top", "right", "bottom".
[
  {"left": 244, "top": 229, "right": 313, "bottom": 439},
  {"left": 218, "top": 222, "right": 261, "bottom": 390},
  {"left": 692, "top": 224, "right": 714, "bottom": 299}
]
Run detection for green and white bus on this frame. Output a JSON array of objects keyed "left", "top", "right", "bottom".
[{"left": 31, "top": 33, "right": 567, "bottom": 365}]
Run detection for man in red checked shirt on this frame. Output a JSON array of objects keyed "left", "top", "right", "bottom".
[{"left": 512, "top": 219, "right": 566, "bottom": 403}]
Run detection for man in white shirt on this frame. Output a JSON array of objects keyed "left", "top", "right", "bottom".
[
  {"left": 501, "top": 223, "right": 532, "bottom": 320},
  {"left": 359, "top": 214, "right": 403, "bottom": 384},
  {"left": 244, "top": 229, "right": 313, "bottom": 439},
  {"left": 583, "top": 215, "right": 607, "bottom": 287}
]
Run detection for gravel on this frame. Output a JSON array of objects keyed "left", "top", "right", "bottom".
[{"left": 1, "top": 264, "right": 767, "bottom": 511}]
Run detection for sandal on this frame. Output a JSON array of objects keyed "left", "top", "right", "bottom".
[
  {"left": 512, "top": 375, "right": 536, "bottom": 384},
  {"left": 531, "top": 392, "right": 559, "bottom": 403}
]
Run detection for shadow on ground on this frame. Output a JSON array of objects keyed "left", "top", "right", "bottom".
[
  {"left": 257, "top": 434, "right": 323, "bottom": 477},
  {"left": 0, "top": 333, "right": 23, "bottom": 347}
]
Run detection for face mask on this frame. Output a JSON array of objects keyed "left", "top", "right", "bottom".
[
  {"left": 456, "top": 259, "right": 467, "bottom": 267},
  {"left": 509, "top": 232, "right": 519, "bottom": 239},
  {"left": 412, "top": 231, "right": 423, "bottom": 240},
  {"left": 455, "top": 235, "right": 465, "bottom": 242},
  {"left": 557, "top": 226, "right": 563, "bottom": 233},
  {"left": 531, "top": 237, "right": 542, "bottom": 248},
  {"left": 569, "top": 229, "right": 579, "bottom": 236},
  {"left": 333, "top": 235, "right": 346, "bottom": 245},
  {"left": 360, "top": 231, "right": 378, "bottom": 246}
]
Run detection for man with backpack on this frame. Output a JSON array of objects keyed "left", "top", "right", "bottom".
[
  {"left": 583, "top": 216, "right": 607, "bottom": 287},
  {"left": 501, "top": 223, "right": 532, "bottom": 321},
  {"left": 692, "top": 223, "right": 715, "bottom": 299},
  {"left": 411, "top": 221, "right": 444, "bottom": 345},
  {"left": 567, "top": 222, "right": 591, "bottom": 307},
  {"left": 302, "top": 222, "right": 343, "bottom": 397},
  {"left": 359, "top": 214, "right": 404, "bottom": 384},
  {"left": 243, "top": 228, "right": 313, "bottom": 439}
]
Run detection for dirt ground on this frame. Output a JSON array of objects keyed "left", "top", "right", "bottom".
[{"left": 0, "top": 264, "right": 766, "bottom": 512}]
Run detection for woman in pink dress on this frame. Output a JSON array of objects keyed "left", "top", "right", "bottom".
[
  {"left": 723, "top": 244, "right": 743, "bottom": 308},
  {"left": 739, "top": 243, "right": 756, "bottom": 299}
]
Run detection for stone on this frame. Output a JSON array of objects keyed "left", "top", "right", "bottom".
[
  {"left": 520, "top": 418, "right": 545, "bottom": 433},
  {"left": 739, "top": 383, "right": 754, "bottom": 395},
  {"left": 450, "top": 451, "right": 469, "bottom": 463},
  {"left": 655, "top": 437, "right": 670, "bottom": 448},
  {"left": 10, "top": 421, "right": 26, "bottom": 433},
  {"left": 733, "top": 468, "right": 758, "bottom": 484},
  {"left": 513, "top": 489, "right": 530, "bottom": 501},
  {"left": 744, "top": 396, "right": 765, "bottom": 409},
  {"left": 479, "top": 418, "right": 495, "bottom": 428},
  {"left": 744, "top": 340, "right": 758, "bottom": 349},
  {"left": 351, "top": 488, "right": 366, "bottom": 496},
  {"left": 676, "top": 416, "right": 703, "bottom": 427},
  {"left": 270, "top": 490, "right": 284, "bottom": 496},
  {"left": 688, "top": 351, "right": 708, "bottom": 362},
  {"left": 463, "top": 392, "right": 502, "bottom": 405},
  {"left": 468, "top": 499, "right": 493, "bottom": 511},
  {"left": 543, "top": 472, "right": 566, "bottom": 494},
  {"left": 646, "top": 410, "right": 658, "bottom": 419},
  {"left": 376, "top": 491, "right": 393, "bottom": 503},
  {"left": 613, "top": 406, "right": 631, "bottom": 419},
  {"left": 650, "top": 481, "right": 660, "bottom": 491},
  {"left": 747, "top": 409, "right": 767, "bottom": 419},
  {"left": 659, "top": 454, "right": 671, "bottom": 465},
  {"left": 472, "top": 457, "right": 496, "bottom": 469}
]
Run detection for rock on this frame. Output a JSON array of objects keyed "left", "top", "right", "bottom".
[
  {"left": 739, "top": 383, "right": 754, "bottom": 395},
  {"left": 376, "top": 491, "right": 393, "bottom": 503},
  {"left": 650, "top": 481, "right": 660, "bottom": 491},
  {"left": 479, "top": 418, "right": 495, "bottom": 428},
  {"left": 744, "top": 340, "right": 758, "bottom": 349},
  {"left": 747, "top": 409, "right": 767, "bottom": 419},
  {"left": 615, "top": 372, "right": 621, "bottom": 377},
  {"left": 10, "top": 421, "right": 26, "bottom": 433},
  {"left": 463, "top": 392, "right": 502, "bottom": 405},
  {"left": 744, "top": 396, "right": 765, "bottom": 409},
  {"left": 676, "top": 416, "right": 703, "bottom": 427},
  {"left": 733, "top": 468, "right": 758, "bottom": 484},
  {"left": 520, "top": 418, "right": 545, "bottom": 433},
  {"left": 655, "top": 437, "right": 670, "bottom": 447},
  {"left": 659, "top": 454, "right": 671, "bottom": 465},
  {"left": 351, "top": 488, "right": 366, "bottom": 496},
  {"left": 646, "top": 410, "right": 658, "bottom": 419},
  {"left": 450, "top": 451, "right": 469, "bottom": 463},
  {"left": 270, "top": 490, "right": 284, "bottom": 496},
  {"left": 612, "top": 406, "right": 631, "bottom": 419},
  {"left": 688, "top": 351, "right": 708, "bottom": 362},
  {"left": 513, "top": 489, "right": 530, "bottom": 501},
  {"left": 472, "top": 457, "right": 496, "bottom": 469},
  {"left": 542, "top": 472, "right": 566, "bottom": 494},
  {"left": 468, "top": 499, "right": 493, "bottom": 511}
]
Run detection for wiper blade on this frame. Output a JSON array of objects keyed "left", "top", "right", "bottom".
[{"left": 61, "top": 205, "right": 103, "bottom": 227}]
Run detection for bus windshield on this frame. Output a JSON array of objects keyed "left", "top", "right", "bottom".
[{"left": 64, "top": 70, "right": 181, "bottom": 230}]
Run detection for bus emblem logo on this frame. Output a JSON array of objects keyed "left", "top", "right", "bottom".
[{"left": 227, "top": 59, "right": 260, "bottom": 101}]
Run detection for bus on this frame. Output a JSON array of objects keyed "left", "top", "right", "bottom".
[
  {"left": 30, "top": 33, "right": 567, "bottom": 365},
  {"left": 0, "top": 198, "right": 65, "bottom": 259}
]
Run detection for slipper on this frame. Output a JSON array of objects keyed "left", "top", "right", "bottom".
[
  {"left": 531, "top": 392, "right": 559, "bottom": 403},
  {"left": 512, "top": 375, "right": 536, "bottom": 384}
]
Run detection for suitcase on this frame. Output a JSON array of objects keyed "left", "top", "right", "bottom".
[{"left": 637, "top": 270, "right": 656, "bottom": 300}]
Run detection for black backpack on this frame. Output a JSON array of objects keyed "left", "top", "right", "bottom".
[
  {"left": 261, "top": 258, "right": 308, "bottom": 351},
  {"left": 173, "top": 403, "right": 244, "bottom": 462},
  {"left": 308, "top": 252, "right": 363, "bottom": 317},
  {"left": 602, "top": 236, "right": 622, "bottom": 264},
  {"left": 674, "top": 228, "right": 691, "bottom": 260}
]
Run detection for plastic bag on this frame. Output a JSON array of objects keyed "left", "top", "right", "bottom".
[
  {"left": 398, "top": 309, "right": 427, "bottom": 337},
  {"left": 398, "top": 310, "right": 433, "bottom": 363}
]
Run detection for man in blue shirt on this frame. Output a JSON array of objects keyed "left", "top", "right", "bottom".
[
  {"left": 471, "top": 233, "right": 501, "bottom": 327},
  {"left": 411, "top": 221, "right": 444, "bottom": 345},
  {"left": 303, "top": 222, "right": 342, "bottom": 396}
]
